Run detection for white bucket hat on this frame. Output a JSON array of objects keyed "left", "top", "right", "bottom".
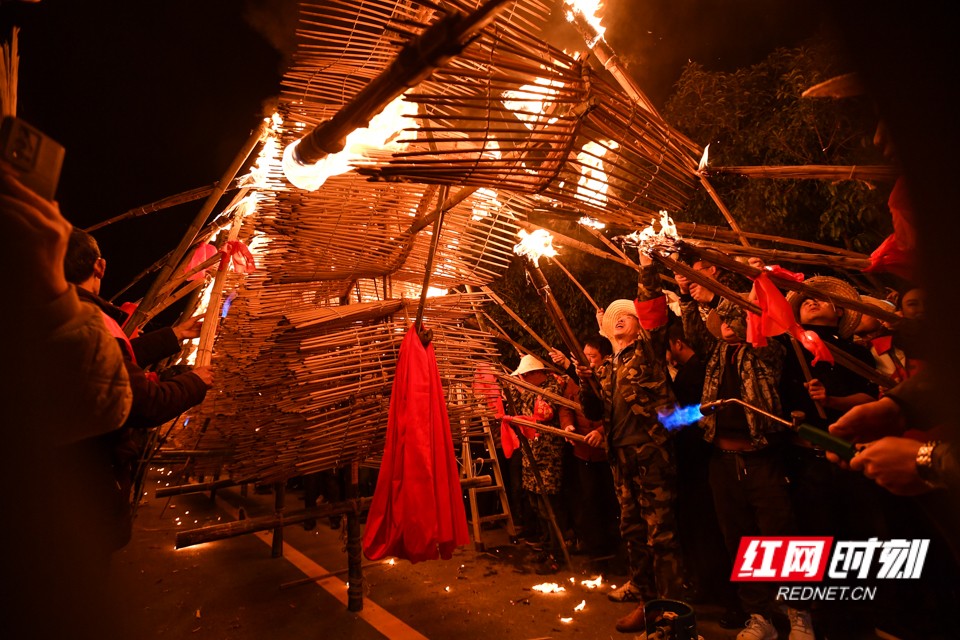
[
  {"left": 511, "top": 354, "right": 547, "bottom": 377},
  {"left": 601, "top": 299, "right": 639, "bottom": 338}
]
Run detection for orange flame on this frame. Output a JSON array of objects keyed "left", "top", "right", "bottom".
[{"left": 514, "top": 229, "right": 557, "bottom": 267}]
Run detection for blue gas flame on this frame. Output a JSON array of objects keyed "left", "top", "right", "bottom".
[{"left": 657, "top": 404, "right": 704, "bottom": 431}]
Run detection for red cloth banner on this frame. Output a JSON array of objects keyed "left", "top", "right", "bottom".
[
  {"left": 362, "top": 326, "right": 470, "bottom": 563},
  {"left": 747, "top": 272, "right": 834, "bottom": 365}
]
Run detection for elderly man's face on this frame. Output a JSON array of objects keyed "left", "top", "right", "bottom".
[
  {"left": 612, "top": 312, "right": 640, "bottom": 342},
  {"left": 799, "top": 297, "right": 841, "bottom": 327}
]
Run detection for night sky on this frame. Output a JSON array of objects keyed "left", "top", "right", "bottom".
[{"left": 1, "top": 0, "right": 826, "bottom": 298}]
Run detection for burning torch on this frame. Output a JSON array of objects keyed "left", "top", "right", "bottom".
[
  {"left": 513, "top": 229, "right": 602, "bottom": 399},
  {"left": 699, "top": 398, "right": 859, "bottom": 461}
]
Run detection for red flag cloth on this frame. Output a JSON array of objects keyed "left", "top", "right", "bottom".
[
  {"left": 187, "top": 243, "right": 218, "bottom": 281},
  {"left": 864, "top": 177, "right": 916, "bottom": 281},
  {"left": 471, "top": 365, "right": 519, "bottom": 458},
  {"left": 634, "top": 296, "right": 667, "bottom": 330},
  {"left": 746, "top": 272, "right": 834, "bottom": 365},
  {"left": 362, "top": 326, "right": 470, "bottom": 563},
  {"left": 224, "top": 240, "right": 256, "bottom": 274}
]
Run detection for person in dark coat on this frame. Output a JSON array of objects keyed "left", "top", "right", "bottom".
[{"left": 64, "top": 228, "right": 212, "bottom": 549}]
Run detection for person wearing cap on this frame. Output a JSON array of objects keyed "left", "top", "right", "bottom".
[
  {"left": 780, "top": 276, "right": 881, "bottom": 637},
  {"left": 505, "top": 354, "right": 570, "bottom": 574},
  {"left": 556, "top": 335, "right": 620, "bottom": 572},
  {"left": 576, "top": 251, "right": 685, "bottom": 634},
  {"left": 673, "top": 272, "right": 804, "bottom": 640}
]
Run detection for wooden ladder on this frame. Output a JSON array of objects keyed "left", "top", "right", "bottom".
[{"left": 461, "top": 423, "right": 516, "bottom": 550}]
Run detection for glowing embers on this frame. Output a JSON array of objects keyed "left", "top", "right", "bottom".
[
  {"left": 513, "top": 228, "right": 556, "bottom": 267},
  {"left": 282, "top": 95, "right": 418, "bottom": 191}
]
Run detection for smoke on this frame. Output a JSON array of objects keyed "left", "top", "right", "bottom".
[{"left": 242, "top": 0, "right": 299, "bottom": 70}]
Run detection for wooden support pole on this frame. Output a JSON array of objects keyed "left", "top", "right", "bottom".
[
  {"left": 174, "top": 498, "right": 373, "bottom": 549},
  {"left": 346, "top": 461, "right": 363, "bottom": 612},
  {"left": 125, "top": 119, "right": 268, "bottom": 334},
  {"left": 271, "top": 482, "right": 285, "bottom": 558}
]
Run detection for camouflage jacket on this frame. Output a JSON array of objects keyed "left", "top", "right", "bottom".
[
  {"left": 680, "top": 298, "right": 785, "bottom": 447},
  {"left": 581, "top": 265, "right": 676, "bottom": 449}
]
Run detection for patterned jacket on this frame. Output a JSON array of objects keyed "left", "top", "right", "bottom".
[
  {"left": 581, "top": 265, "right": 676, "bottom": 450},
  {"left": 506, "top": 373, "right": 567, "bottom": 495},
  {"left": 680, "top": 297, "right": 785, "bottom": 447}
]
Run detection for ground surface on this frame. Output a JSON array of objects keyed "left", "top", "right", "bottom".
[{"left": 105, "top": 467, "right": 743, "bottom": 640}]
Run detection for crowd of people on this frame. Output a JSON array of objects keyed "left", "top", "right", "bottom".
[{"left": 498, "top": 244, "right": 958, "bottom": 639}]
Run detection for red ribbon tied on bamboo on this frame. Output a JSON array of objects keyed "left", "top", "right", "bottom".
[
  {"left": 186, "top": 241, "right": 256, "bottom": 280},
  {"left": 746, "top": 270, "right": 834, "bottom": 366}
]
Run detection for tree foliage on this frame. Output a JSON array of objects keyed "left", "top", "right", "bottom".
[{"left": 663, "top": 37, "right": 893, "bottom": 253}]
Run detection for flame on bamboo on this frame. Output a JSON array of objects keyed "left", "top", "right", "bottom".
[
  {"left": 563, "top": 0, "right": 659, "bottom": 116},
  {"left": 286, "top": 0, "right": 514, "bottom": 168},
  {"left": 513, "top": 229, "right": 602, "bottom": 398},
  {"left": 283, "top": 95, "right": 418, "bottom": 191}
]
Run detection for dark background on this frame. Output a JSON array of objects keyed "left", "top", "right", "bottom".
[{"left": 0, "top": 0, "right": 827, "bottom": 298}]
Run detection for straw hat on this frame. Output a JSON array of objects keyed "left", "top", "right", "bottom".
[
  {"left": 861, "top": 295, "right": 896, "bottom": 313},
  {"left": 601, "top": 299, "right": 638, "bottom": 339},
  {"left": 511, "top": 354, "right": 547, "bottom": 377},
  {"left": 786, "top": 276, "right": 863, "bottom": 339}
]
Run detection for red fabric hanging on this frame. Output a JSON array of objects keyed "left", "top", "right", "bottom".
[
  {"left": 863, "top": 177, "right": 916, "bottom": 281},
  {"left": 362, "top": 325, "right": 470, "bottom": 563}
]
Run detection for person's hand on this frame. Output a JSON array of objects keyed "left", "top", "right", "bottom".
[
  {"left": 849, "top": 437, "right": 932, "bottom": 496},
  {"left": 191, "top": 366, "right": 214, "bottom": 387},
  {"left": 828, "top": 396, "right": 905, "bottom": 443},
  {"left": 584, "top": 429, "right": 604, "bottom": 448},
  {"left": 638, "top": 249, "right": 653, "bottom": 267},
  {"left": 747, "top": 257, "right": 766, "bottom": 270},
  {"left": 575, "top": 363, "right": 593, "bottom": 381},
  {"left": 674, "top": 273, "right": 691, "bottom": 295},
  {"left": 0, "top": 170, "right": 71, "bottom": 308},
  {"left": 689, "top": 282, "right": 714, "bottom": 304},
  {"left": 805, "top": 378, "right": 827, "bottom": 403},
  {"left": 173, "top": 315, "right": 203, "bottom": 341},
  {"left": 564, "top": 425, "right": 575, "bottom": 433},
  {"left": 549, "top": 348, "right": 570, "bottom": 370}
]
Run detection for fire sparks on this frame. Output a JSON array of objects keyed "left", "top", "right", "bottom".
[
  {"left": 580, "top": 575, "right": 602, "bottom": 589},
  {"left": 574, "top": 140, "right": 618, "bottom": 207},
  {"left": 282, "top": 95, "right": 417, "bottom": 191},
  {"left": 620, "top": 210, "right": 681, "bottom": 256},
  {"left": 578, "top": 216, "right": 605, "bottom": 230},
  {"left": 698, "top": 143, "right": 710, "bottom": 171},
  {"left": 560, "top": 617, "right": 574, "bottom": 624},
  {"left": 514, "top": 229, "right": 557, "bottom": 267},
  {"left": 574, "top": 600, "right": 586, "bottom": 611},
  {"left": 564, "top": 0, "right": 606, "bottom": 46},
  {"left": 532, "top": 582, "right": 566, "bottom": 593}
]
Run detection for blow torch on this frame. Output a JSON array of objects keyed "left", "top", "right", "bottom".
[{"left": 699, "top": 398, "right": 859, "bottom": 461}]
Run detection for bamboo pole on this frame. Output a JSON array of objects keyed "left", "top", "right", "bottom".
[
  {"left": 495, "top": 373, "right": 582, "bottom": 412},
  {"left": 479, "top": 285, "right": 554, "bottom": 353},
  {"left": 125, "top": 119, "right": 269, "bottom": 335},
  {"left": 692, "top": 239, "right": 871, "bottom": 271},
  {"left": 292, "top": 0, "right": 514, "bottom": 163},
  {"left": 522, "top": 262, "right": 603, "bottom": 399},
  {"left": 703, "top": 165, "right": 899, "bottom": 182},
  {"left": 681, "top": 244, "right": 902, "bottom": 326},
  {"left": 84, "top": 181, "right": 238, "bottom": 232},
  {"left": 175, "top": 498, "right": 373, "bottom": 549},
  {"left": 506, "top": 415, "right": 590, "bottom": 445},
  {"left": 548, "top": 256, "right": 599, "bottom": 310}
]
